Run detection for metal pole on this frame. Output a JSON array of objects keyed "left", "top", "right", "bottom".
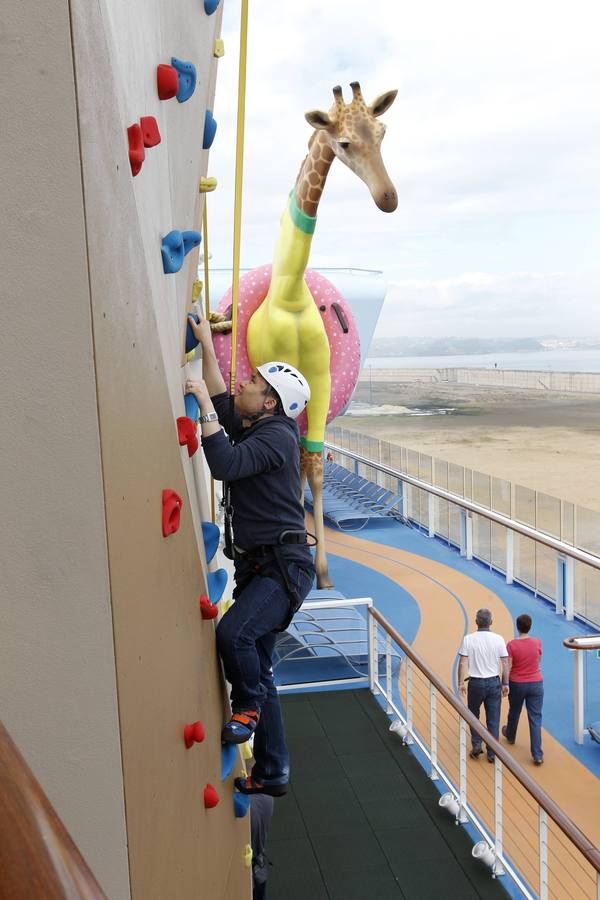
[
  {"left": 574, "top": 649, "right": 585, "bottom": 745},
  {"left": 428, "top": 493, "right": 435, "bottom": 538},
  {"left": 556, "top": 556, "right": 565, "bottom": 615},
  {"left": 460, "top": 509, "right": 467, "bottom": 557},
  {"left": 367, "top": 613, "right": 375, "bottom": 693},
  {"left": 405, "top": 657, "right": 414, "bottom": 744},
  {"left": 539, "top": 808, "right": 548, "bottom": 900},
  {"left": 506, "top": 529, "right": 514, "bottom": 585},
  {"left": 565, "top": 556, "right": 575, "bottom": 621},
  {"left": 385, "top": 633, "right": 393, "bottom": 712},
  {"left": 459, "top": 718, "right": 469, "bottom": 823},
  {"left": 494, "top": 758, "right": 505, "bottom": 876},
  {"left": 430, "top": 685, "right": 439, "bottom": 780},
  {"left": 466, "top": 513, "right": 473, "bottom": 560}
]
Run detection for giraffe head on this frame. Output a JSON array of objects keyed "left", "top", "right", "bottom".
[{"left": 305, "top": 82, "right": 398, "bottom": 212}]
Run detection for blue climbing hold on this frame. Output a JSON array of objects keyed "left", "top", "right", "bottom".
[
  {"left": 182, "top": 230, "right": 201, "bottom": 255},
  {"left": 202, "top": 521, "right": 220, "bottom": 564},
  {"left": 184, "top": 392, "right": 199, "bottom": 422},
  {"left": 204, "top": 0, "right": 221, "bottom": 14},
  {"left": 221, "top": 743, "right": 237, "bottom": 781},
  {"left": 161, "top": 230, "right": 184, "bottom": 274},
  {"left": 162, "top": 230, "right": 201, "bottom": 274},
  {"left": 203, "top": 110, "right": 217, "bottom": 149},
  {"left": 207, "top": 568, "right": 228, "bottom": 605},
  {"left": 186, "top": 313, "right": 200, "bottom": 353},
  {"left": 171, "top": 57, "right": 197, "bottom": 103},
  {"left": 233, "top": 792, "right": 251, "bottom": 818}
]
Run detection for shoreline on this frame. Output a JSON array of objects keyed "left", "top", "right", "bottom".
[{"left": 335, "top": 378, "right": 600, "bottom": 512}]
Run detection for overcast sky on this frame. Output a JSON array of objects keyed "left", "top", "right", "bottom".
[{"left": 207, "top": 1, "right": 600, "bottom": 339}]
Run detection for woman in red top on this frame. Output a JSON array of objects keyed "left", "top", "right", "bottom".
[{"left": 502, "top": 614, "right": 544, "bottom": 764}]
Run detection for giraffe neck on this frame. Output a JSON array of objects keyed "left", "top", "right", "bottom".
[{"left": 294, "top": 131, "right": 335, "bottom": 218}]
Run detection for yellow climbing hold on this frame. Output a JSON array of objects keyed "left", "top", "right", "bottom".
[
  {"left": 220, "top": 597, "right": 234, "bottom": 614},
  {"left": 192, "top": 279, "right": 203, "bottom": 302},
  {"left": 213, "top": 39, "right": 225, "bottom": 58},
  {"left": 241, "top": 743, "right": 253, "bottom": 761},
  {"left": 243, "top": 845, "right": 253, "bottom": 868},
  {"left": 199, "top": 176, "right": 218, "bottom": 193}
]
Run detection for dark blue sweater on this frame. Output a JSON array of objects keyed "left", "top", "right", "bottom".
[{"left": 201, "top": 393, "right": 311, "bottom": 562}]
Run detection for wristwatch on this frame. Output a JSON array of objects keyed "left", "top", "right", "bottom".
[{"left": 199, "top": 411, "right": 219, "bottom": 424}]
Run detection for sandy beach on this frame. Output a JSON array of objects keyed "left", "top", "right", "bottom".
[{"left": 334, "top": 377, "right": 600, "bottom": 512}]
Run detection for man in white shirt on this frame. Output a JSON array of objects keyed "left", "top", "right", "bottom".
[{"left": 457, "top": 608, "right": 510, "bottom": 762}]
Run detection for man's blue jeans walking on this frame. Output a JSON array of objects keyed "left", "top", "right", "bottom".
[
  {"left": 467, "top": 676, "right": 501, "bottom": 760},
  {"left": 505, "top": 680, "right": 544, "bottom": 760},
  {"left": 216, "top": 565, "right": 313, "bottom": 785}
]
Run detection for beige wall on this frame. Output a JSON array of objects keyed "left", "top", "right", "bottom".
[{"left": 0, "top": 2, "right": 129, "bottom": 897}]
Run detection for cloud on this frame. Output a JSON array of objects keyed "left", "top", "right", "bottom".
[
  {"left": 207, "top": 1, "right": 600, "bottom": 338},
  {"left": 379, "top": 270, "right": 600, "bottom": 337}
]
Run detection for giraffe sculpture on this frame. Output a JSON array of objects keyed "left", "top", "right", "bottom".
[{"left": 244, "top": 82, "right": 397, "bottom": 588}]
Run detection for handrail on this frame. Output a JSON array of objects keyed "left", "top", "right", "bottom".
[
  {"left": 326, "top": 441, "right": 600, "bottom": 572},
  {"left": 0, "top": 720, "right": 107, "bottom": 899},
  {"left": 368, "top": 606, "right": 600, "bottom": 875},
  {"left": 563, "top": 635, "right": 600, "bottom": 650}
]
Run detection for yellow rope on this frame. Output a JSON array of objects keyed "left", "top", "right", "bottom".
[
  {"left": 199, "top": 200, "right": 215, "bottom": 522},
  {"left": 202, "top": 201, "right": 210, "bottom": 318},
  {"left": 229, "top": 0, "right": 249, "bottom": 395}
]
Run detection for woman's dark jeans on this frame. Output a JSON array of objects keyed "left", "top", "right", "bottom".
[
  {"left": 216, "top": 563, "right": 313, "bottom": 784},
  {"left": 505, "top": 680, "right": 544, "bottom": 759}
]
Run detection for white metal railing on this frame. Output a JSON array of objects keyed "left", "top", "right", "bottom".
[
  {"left": 369, "top": 605, "right": 600, "bottom": 899},
  {"left": 276, "top": 598, "right": 374, "bottom": 694},
  {"left": 276, "top": 598, "right": 600, "bottom": 898},
  {"left": 325, "top": 440, "right": 600, "bottom": 624}
]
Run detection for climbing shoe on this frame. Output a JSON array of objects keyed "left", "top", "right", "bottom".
[
  {"left": 221, "top": 710, "right": 260, "bottom": 744},
  {"left": 234, "top": 773, "right": 288, "bottom": 797}
]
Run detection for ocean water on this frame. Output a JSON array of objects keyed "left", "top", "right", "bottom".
[{"left": 365, "top": 349, "right": 600, "bottom": 372}]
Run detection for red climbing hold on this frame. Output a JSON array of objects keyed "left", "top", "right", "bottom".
[
  {"left": 127, "top": 123, "right": 145, "bottom": 176},
  {"left": 183, "top": 721, "right": 206, "bottom": 749},
  {"left": 140, "top": 115, "right": 161, "bottom": 148},
  {"left": 199, "top": 594, "right": 218, "bottom": 620},
  {"left": 204, "top": 783, "right": 219, "bottom": 809},
  {"left": 162, "top": 489, "right": 182, "bottom": 537},
  {"left": 157, "top": 64, "right": 178, "bottom": 100},
  {"left": 176, "top": 416, "right": 199, "bottom": 458}
]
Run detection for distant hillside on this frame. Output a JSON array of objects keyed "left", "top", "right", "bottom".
[{"left": 368, "top": 337, "right": 544, "bottom": 357}]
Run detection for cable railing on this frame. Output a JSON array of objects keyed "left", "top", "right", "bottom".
[
  {"left": 368, "top": 606, "right": 600, "bottom": 900},
  {"left": 324, "top": 437, "right": 600, "bottom": 628},
  {"left": 277, "top": 598, "right": 600, "bottom": 898}
]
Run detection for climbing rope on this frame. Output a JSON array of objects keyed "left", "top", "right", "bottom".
[
  {"left": 229, "top": 0, "right": 249, "bottom": 396},
  {"left": 202, "top": 201, "right": 210, "bottom": 318}
]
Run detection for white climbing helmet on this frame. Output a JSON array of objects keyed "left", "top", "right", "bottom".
[{"left": 257, "top": 361, "right": 311, "bottom": 419}]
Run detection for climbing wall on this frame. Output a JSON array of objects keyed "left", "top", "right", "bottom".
[{"left": 67, "top": 0, "right": 252, "bottom": 896}]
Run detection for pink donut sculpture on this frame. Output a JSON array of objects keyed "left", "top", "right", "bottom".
[{"left": 212, "top": 266, "right": 361, "bottom": 436}]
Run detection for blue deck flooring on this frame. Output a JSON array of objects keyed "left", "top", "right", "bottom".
[{"left": 312, "top": 516, "right": 600, "bottom": 777}]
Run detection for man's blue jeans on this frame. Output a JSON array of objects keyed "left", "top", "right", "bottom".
[
  {"left": 216, "top": 564, "right": 313, "bottom": 785},
  {"left": 505, "top": 680, "right": 544, "bottom": 760},
  {"left": 467, "top": 676, "right": 501, "bottom": 760}
]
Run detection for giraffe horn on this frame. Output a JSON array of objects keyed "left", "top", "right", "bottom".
[
  {"left": 350, "top": 81, "right": 364, "bottom": 103},
  {"left": 332, "top": 85, "right": 344, "bottom": 109}
]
